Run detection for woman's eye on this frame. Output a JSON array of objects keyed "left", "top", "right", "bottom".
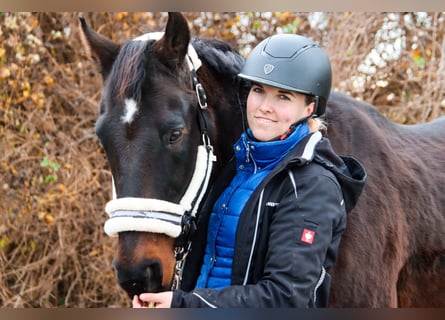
[
  {"left": 251, "top": 86, "right": 263, "bottom": 94},
  {"left": 169, "top": 129, "right": 183, "bottom": 144}
]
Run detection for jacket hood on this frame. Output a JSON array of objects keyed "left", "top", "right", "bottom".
[{"left": 287, "top": 132, "right": 367, "bottom": 213}]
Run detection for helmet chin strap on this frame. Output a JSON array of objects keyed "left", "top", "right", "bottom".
[
  {"left": 236, "top": 78, "right": 250, "bottom": 138},
  {"left": 277, "top": 116, "right": 312, "bottom": 141}
]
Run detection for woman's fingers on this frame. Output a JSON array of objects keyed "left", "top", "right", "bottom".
[
  {"left": 132, "top": 295, "right": 144, "bottom": 308},
  {"left": 138, "top": 292, "right": 173, "bottom": 308}
]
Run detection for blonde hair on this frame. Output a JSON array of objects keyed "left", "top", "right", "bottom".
[{"left": 308, "top": 117, "right": 327, "bottom": 133}]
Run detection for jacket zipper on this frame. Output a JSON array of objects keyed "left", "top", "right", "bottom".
[
  {"left": 242, "top": 188, "right": 264, "bottom": 285},
  {"left": 313, "top": 266, "right": 327, "bottom": 305}
]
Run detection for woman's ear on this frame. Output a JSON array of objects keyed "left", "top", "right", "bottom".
[{"left": 305, "top": 102, "right": 315, "bottom": 117}]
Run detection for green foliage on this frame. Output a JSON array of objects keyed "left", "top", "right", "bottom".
[
  {"left": 40, "top": 156, "right": 61, "bottom": 183},
  {"left": 284, "top": 17, "right": 302, "bottom": 33},
  {"left": 0, "top": 236, "right": 9, "bottom": 249},
  {"left": 40, "top": 156, "right": 61, "bottom": 171},
  {"left": 413, "top": 56, "right": 425, "bottom": 68}
]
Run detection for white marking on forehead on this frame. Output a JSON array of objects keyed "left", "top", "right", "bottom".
[{"left": 122, "top": 98, "right": 138, "bottom": 124}]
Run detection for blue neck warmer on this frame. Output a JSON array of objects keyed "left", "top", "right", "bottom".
[{"left": 238, "top": 123, "right": 310, "bottom": 172}]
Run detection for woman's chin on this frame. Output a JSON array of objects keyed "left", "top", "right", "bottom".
[{"left": 250, "top": 129, "right": 277, "bottom": 142}]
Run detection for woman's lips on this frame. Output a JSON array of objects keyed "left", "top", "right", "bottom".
[{"left": 254, "top": 116, "right": 276, "bottom": 124}]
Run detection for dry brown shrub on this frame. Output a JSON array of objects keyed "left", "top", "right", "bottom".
[
  {"left": 322, "top": 12, "right": 445, "bottom": 123},
  {"left": 0, "top": 12, "right": 444, "bottom": 307},
  {"left": 0, "top": 12, "right": 127, "bottom": 307}
]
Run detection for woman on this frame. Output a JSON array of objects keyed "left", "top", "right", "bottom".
[{"left": 133, "top": 34, "right": 367, "bottom": 308}]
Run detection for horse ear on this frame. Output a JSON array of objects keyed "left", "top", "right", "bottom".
[
  {"left": 153, "top": 12, "right": 190, "bottom": 69},
  {"left": 79, "top": 17, "right": 120, "bottom": 79}
]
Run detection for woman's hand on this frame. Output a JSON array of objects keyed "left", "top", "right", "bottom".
[{"left": 132, "top": 291, "right": 173, "bottom": 308}]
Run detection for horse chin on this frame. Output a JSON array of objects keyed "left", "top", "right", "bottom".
[{"left": 121, "top": 276, "right": 165, "bottom": 299}]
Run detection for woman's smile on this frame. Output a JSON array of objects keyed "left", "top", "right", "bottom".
[{"left": 254, "top": 116, "right": 277, "bottom": 124}]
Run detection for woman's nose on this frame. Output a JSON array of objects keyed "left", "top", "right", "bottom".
[{"left": 258, "top": 95, "right": 273, "bottom": 113}]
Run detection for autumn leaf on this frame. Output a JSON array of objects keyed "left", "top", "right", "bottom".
[{"left": 0, "top": 67, "right": 10, "bottom": 79}]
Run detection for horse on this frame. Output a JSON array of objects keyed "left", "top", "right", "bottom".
[{"left": 80, "top": 12, "right": 445, "bottom": 307}]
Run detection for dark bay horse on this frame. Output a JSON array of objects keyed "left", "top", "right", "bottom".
[{"left": 81, "top": 13, "right": 445, "bottom": 307}]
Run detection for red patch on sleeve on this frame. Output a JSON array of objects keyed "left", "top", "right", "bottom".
[{"left": 301, "top": 228, "right": 315, "bottom": 244}]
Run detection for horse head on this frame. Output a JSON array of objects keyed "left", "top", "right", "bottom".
[{"left": 81, "top": 13, "right": 244, "bottom": 298}]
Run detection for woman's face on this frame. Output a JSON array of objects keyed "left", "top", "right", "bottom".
[{"left": 246, "top": 83, "right": 314, "bottom": 142}]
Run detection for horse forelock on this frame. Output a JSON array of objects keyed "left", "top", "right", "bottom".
[
  {"left": 108, "top": 40, "right": 152, "bottom": 105},
  {"left": 108, "top": 39, "right": 194, "bottom": 110}
]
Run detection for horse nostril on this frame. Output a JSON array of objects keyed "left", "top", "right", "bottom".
[
  {"left": 113, "top": 259, "right": 163, "bottom": 297},
  {"left": 144, "top": 260, "right": 163, "bottom": 292}
]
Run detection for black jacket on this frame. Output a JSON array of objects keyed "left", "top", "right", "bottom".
[{"left": 172, "top": 132, "right": 366, "bottom": 307}]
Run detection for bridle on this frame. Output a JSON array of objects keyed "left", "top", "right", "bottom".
[{"left": 102, "top": 33, "right": 216, "bottom": 290}]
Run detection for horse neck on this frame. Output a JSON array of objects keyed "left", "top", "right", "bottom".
[
  {"left": 190, "top": 38, "right": 245, "bottom": 173},
  {"left": 201, "top": 73, "right": 243, "bottom": 173}
]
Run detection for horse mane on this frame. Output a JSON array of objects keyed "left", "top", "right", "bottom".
[{"left": 191, "top": 37, "right": 245, "bottom": 78}]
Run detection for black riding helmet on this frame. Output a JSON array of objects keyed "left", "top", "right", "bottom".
[{"left": 238, "top": 34, "right": 332, "bottom": 117}]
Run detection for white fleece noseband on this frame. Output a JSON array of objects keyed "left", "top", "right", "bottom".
[
  {"left": 103, "top": 33, "right": 214, "bottom": 238},
  {"left": 104, "top": 145, "right": 216, "bottom": 237}
]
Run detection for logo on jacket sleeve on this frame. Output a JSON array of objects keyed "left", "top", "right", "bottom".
[{"left": 301, "top": 228, "right": 315, "bottom": 244}]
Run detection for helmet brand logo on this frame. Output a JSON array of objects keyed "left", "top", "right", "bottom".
[{"left": 263, "top": 64, "right": 275, "bottom": 75}]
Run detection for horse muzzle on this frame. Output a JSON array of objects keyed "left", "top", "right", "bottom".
[{"left": 113, "top": 258, "right": 164, "bottom": 297}]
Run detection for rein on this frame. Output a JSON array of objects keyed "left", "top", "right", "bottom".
[{"left": 103, "top": 33, "right": 216, "bottom": 290}]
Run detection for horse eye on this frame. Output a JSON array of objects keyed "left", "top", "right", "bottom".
[{"left": 169, "top": 129, "right": 183, "bottom": 145}]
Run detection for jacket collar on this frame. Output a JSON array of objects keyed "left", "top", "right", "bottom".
[
  {"left": 285, "top": 131, "right": 323, "bottom": 166},
  {"left": 235, "top": 124, "right": 311, "bottom": 170}
]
